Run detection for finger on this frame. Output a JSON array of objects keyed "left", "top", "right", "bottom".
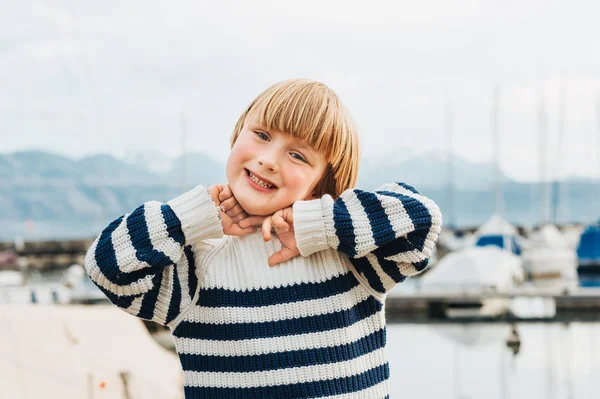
[
  {"left": 220, "top": 197, "right": 238, "bottom": 212},
  {"left": 262, "top": 216, "right": 273, "bottom": 241},
  {"left": 209, "top": 184, "right": 225, "bottom": 204},
  {"left": 271, "top": 211, "right": 289, "bottom": 234},
  {"left": 229, "top": 224, "right": 259, "bottom": 236},
  {"left": 238, "top": 216, "right": 266, "bottom": 228},
  {"left": 231, "top": 212, "right": 248, "bottom": 224},
  {"left": 219, "top": 184, "right": 232, "bottom": 201},
  {"left": 283, "top": 207, "right": 294, "bottom": 224},
  {"left": 268, "top": 247, "right": 299, "bottom": 267},
  {"left": 225, "top": 203, "right": 245, "bottom": 217}
]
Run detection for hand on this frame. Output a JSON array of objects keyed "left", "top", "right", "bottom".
[
  {"left": 208, "top": 184, "right": 264, "bottom": 236},
  {"left": 261, "top": 207, "right": 300, "bottom": 266},
  {"left": 239, "top": 207, "right": 298, "bottom": 266}
]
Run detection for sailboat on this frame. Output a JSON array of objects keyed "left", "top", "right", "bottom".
[
  {"left": 522, "top": 83, "right": 578, "bottom": 287},
  {"left": 420, "top": 87, "right": 525, "bottom": 317},
  {"left": 524, "top": 224, "right": 577, "bottom": 280},
  {"left": 577, "top": 221, "right": 600, "bottom": 286},
  {"left": 576, "top": 94, "right": 600, "bottom": 286}
]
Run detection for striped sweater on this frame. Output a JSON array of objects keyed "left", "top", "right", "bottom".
[{"left": 85, "top": 182, "right": 442, "bottom": 398}]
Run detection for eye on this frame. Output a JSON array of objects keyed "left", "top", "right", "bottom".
[
  {"left": 254, "top": 131, "right": 270, "bottom": 141},
  {"left": 290, "top": 152, "right": 308, "bottom": 163}
]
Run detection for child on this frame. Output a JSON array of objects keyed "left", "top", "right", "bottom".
[{"left": 85, "top": 79, "right": 442, "bottom": 398}]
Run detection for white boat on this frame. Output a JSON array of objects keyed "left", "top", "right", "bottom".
[
  {"left": 420, "top": 215, "right": 524, "bottom": 317},
  {"left": 522, "top": 224, "right": 578, "bottom": 284},
  {"left": 437, "top": 228, "right": 473, "bottom": 253}
]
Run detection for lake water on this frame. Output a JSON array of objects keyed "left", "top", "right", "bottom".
[{"left": 386, "top": 322, "right": 599, "bottom": 399}]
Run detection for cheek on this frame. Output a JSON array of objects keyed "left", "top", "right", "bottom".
[
  {"left": 226, "top": 140, "right": 252, "bottom": 177},
  {"left": 225, "top": 152, "right": 239, "bottom": 182},
  {"left": 283, "top": 168, "right": 319, "bottom": 194}
]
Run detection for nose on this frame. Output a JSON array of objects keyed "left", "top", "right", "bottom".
[{"left": 258, "top": 150, "right": 279, "bottom": 172}]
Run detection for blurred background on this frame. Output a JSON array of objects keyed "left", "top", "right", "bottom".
[{"left": 2, "top": 1, "right": 600, "bottom": 398}]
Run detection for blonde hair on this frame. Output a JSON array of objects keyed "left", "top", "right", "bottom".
[{"left": 230, "top": 79, "right": 360, "bottom": 198}]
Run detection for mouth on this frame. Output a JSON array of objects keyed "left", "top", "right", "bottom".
[{"left": 245, "top": 169, "right": 278, "bottom": 191}]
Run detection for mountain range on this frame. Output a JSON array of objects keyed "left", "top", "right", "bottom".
[{"left": 1, "top": 150, "right": 599, "bottom": 240}]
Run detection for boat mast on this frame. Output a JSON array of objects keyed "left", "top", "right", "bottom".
[
  {"left": 554, "top": 81, "right": 567, "bottom": 224},
  {"left": 445, "top": 90, "right": 456, "bottom": 229},
  {"left": 492, "top": 86, "right": 504, "bottom": 216},
  {"left": 180, "top": 111, "right": 187, "bottom": 192},
  {"left": 538, "top": 86, "right": 549, "bottom": 225},
  {"left": 597, "top": 92, "right": 600, "bottom": 213}
]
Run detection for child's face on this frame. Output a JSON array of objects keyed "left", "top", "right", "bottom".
[{"left": 226, "top": 114, "right": 328, "bottom": 216}]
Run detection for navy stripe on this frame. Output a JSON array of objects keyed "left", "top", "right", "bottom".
[
  {"left": 374, "top": 190, "right": 433, "bottom": 252},
  {"left": 375, "top": 253, "right": 408, "bottom": 284},
  {"left": 166, "top": 266, "right": 182, "bottom": 324},
  {"left": 183, "top": 363, "right": 389, "bottom": 399},
  {"left": 184, "top": 246, "right": 198, "bottom": 299},
  {"left": 396, "top": 182, "right": 419, "bottom": 194},
  {"left": 179, "top": 328, "right": 386, "bottom": 373},
  {"left": 413, "top": 258, "right": 430, "bottom": 272},
  {"left": 350, "top": 257, "right": 385, "bottom": 294},
  {"left": 161, "top": 204, "right": 185, "bottom": 245},
  {"left": 373, "top": 236, "right": 417, "bottom": 258},
  {"left": 94, "top": 215, "right": 124, "bottom": 282},
  {"left": 94, "top": 281, "right": 136, "bottom": 309},
  {"left": 93, "top": 213, "right": 157, "bottom": 286},
  {"left": 197, "top": 272, "right": 358, "bottom": 308},
  {"left": 355, "top": 191, "right": 395, "bottom": 248},
  {"left": 137, "top": 271, "right": 164, "bottom": 320},
  {"left": 332, "top": 197, "right": 357, "bottom": 257},
  {"left": 174, "top": 297, "right": 383, "bottom": 341},
  {"left": 127, "top": 205, "right": 177, "bottom": 269}
]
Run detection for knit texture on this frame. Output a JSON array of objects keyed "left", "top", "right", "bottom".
[{"left": 85, "top": 182, "right": 441, "bottom": 398}]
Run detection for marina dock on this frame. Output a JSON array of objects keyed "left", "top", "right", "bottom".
[{"left": 386, "top": 288, "right": 600, "bottom": 323}]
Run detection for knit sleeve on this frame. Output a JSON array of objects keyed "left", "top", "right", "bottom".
[
  {"left": 293, "top": 182, "right": 442, "bottom": 296},
  {"left": 84, "top": 185, "right": 223, "bottom": 326}
]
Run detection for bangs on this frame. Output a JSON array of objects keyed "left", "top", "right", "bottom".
[{"left": 249, "top": 80, "right": 352, "bottom": 169}]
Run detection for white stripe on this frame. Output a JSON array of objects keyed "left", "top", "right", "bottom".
[
  {"left": 176, "top": 254, "right": 192, "bottom": 310},
  {"left": 184, "top": 347, "right": 387, "bottom": 388},
  {"left": 378, "top": 182, "right": 443, "bottom": 259},
  {"left": 201, "top": 232, "right": 348, "bottom": 291},
  {"left": 321, "top": 195, "right": 340, "bottom": 250},
  {"left": 378, "top": 183, "right": 423, "bottom": 200},
  {"left": 321, "top": 380, "right": 389, "bottom": 399},
  {"left": 174, "top": 312, "right": 384, "bottom": 356},
  {"left": 111, "top": 213, "right": 153, "bottom": 274},
  {"left": 125, "top": 296, "right": 144, "bottom": 317},
  {"left": 84, "top": 238, "right": 155, "bottom": 297},
  {"left": 341, "top": 192, "right": 376, "bottom": 257},
  {"left": 153, "top": 263, "right": 175, "bottom": 324},
  {"left": 384, "top": 248, "right": 431, "bottom": 267},
  {"left": 365, "top": 253, "right": 396, "bottom": 292},
  {"left": 377, "top": 192, "right": 415, "bottom": 237},
  {"left": 397, "top": 261, "right": 419, "bottom": 276},
  {"left": 185, "top": 285, "right": 368, "bottom": 324},
  {"left": 144, "top": 201, "right": 183, "bottom": 265}
]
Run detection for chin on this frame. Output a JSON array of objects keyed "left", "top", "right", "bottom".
[{"left": 233, "top": 196, "right": 269, "bottom": 216}]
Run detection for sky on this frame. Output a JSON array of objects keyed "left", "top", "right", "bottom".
[{"left": 2, "top": 0, "right": 600, "bottom": 182}]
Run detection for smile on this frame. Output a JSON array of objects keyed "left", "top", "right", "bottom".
[{"left": 245, "top": 169, "right": 277, "bottom": 190}]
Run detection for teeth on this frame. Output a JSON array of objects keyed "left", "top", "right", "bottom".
[{"left": 249, "top": 172, "right": 274, "bottom": 189}]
